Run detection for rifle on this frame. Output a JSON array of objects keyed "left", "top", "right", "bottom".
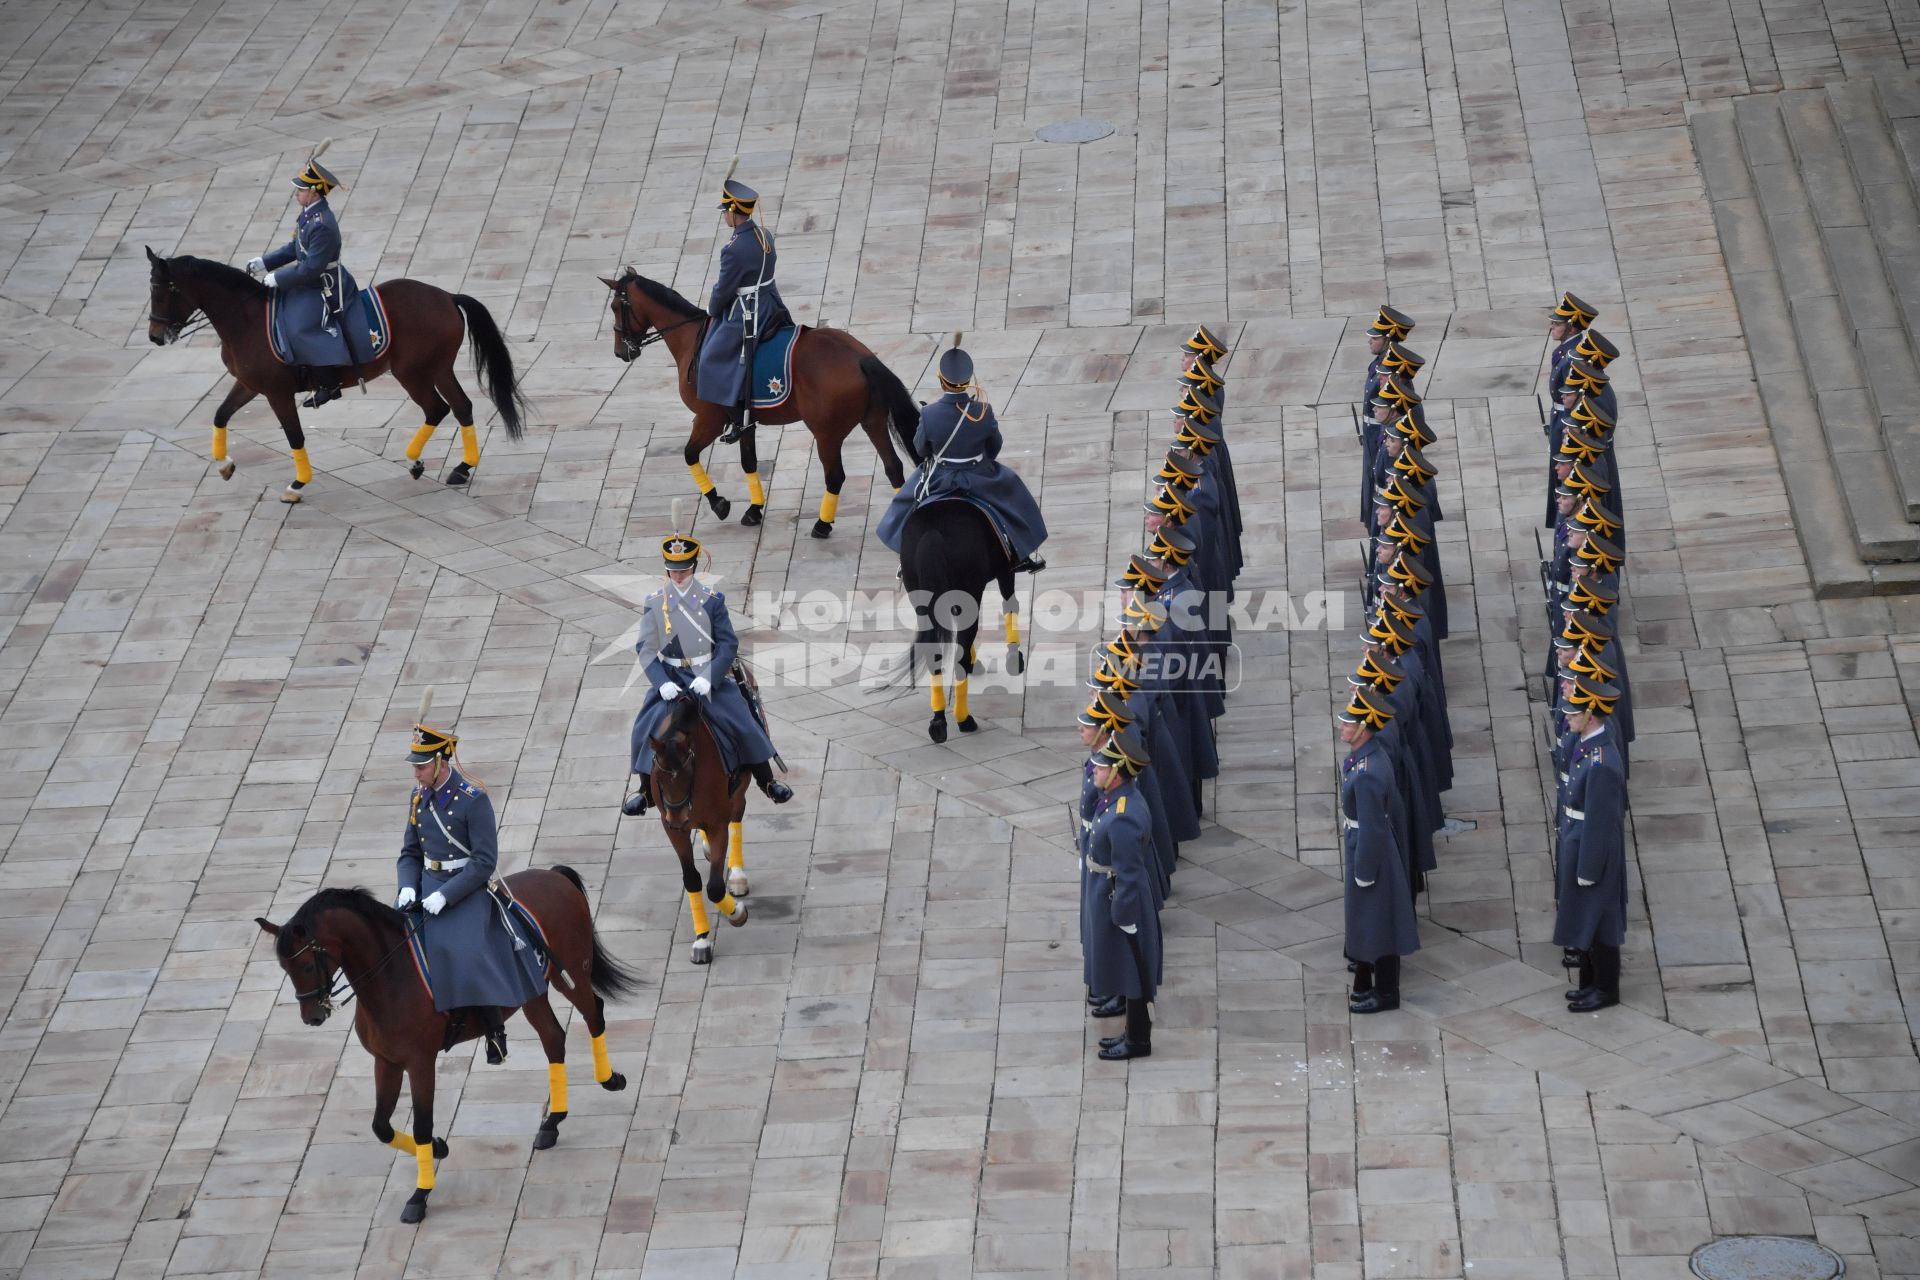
[{"left": 1349, "top": 403, "right": 1362, "bottom": 441}]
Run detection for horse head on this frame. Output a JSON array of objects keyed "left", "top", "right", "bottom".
[
  {"left": 145, "top": 247, "right": 194, "bottom": 346},
  {"left": 255, "top": 889, "right": 408, "bottom": 1027},
  {"left": 601, "top": 270, "right": 649, "bottom": 363},
  {"left": 255, "top": 915, "right": 343, "bottom": 1026},
  {"left": 600, "top": 270, "right": 704, "bottom": 364},
  {"left": 646, "top": 695, "right": 703, "bottom": 819}
]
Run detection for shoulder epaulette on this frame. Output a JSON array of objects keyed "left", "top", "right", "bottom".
[{"left": 1117, "top": 796, "right": 1126, "bottom": 814}]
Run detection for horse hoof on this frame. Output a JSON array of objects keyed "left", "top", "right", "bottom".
[
  {"left": 725, "top": 903, "right": 749, "bottom": 927},
  {"left": 280, "top": 485, "right": 303, "bottom": 504},
  {"left": 929, "top": 715, "right": 947, "bottom": 744},
  {"left": 707, "top": 493, "right": 732, "bottom": 520},
  {"left": 600, "top": 1072, "right": 627, "bottom": 1093},
  {"left": 742, "top": 504, "right": 764, "bottom": 527},
  {"left": 217, "top": 461, "right": 235, "bottom": 481},
  {"left": 810, "top": 520, "right": 832, "bottom": 539},
  {"left": 957, "top": 716, "right": 979, "bottom": 734},
  {"left": 533, "top": 1128, "right": 558, "bottom": 1152},
  {"left": 409, "top": 460, "right": 425, "bottom": 480},
  {"left": 1007, "top": 645, "right": 1026, "bottom": 676},
  {"left": 432, "top": 1138, "right": 449, "bottom": 1159},
  {"left": 691, "top": 937, "right": 713, "bottom": 965},
  {"left": 727, "top": 869, "right": 750, "bottom": 897},
  {"left": 400, "top": 1195, "right": 428, "bottom": 1225},
  {"left": 445, "top": 462, "right": 472, "bottom": 487}
]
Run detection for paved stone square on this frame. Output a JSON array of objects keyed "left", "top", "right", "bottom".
[{"left": 3, "top": 0, "right": 1920, "bottom": 1276}]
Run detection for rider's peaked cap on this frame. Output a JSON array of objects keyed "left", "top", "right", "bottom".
[
  {"left": 719, "top": 178, "right": 758, "bottom": 214},
  {"left": 937, "top": 346, "right": 974, "bottom": 392}
]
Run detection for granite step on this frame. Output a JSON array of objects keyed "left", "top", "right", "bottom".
[{"left": 1731, "top": 93, "right": 1920, "bottom": 562}]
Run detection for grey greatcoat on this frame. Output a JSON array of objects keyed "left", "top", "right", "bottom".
[
  {"left": 1341, "top": 734, "right": 1421, "bottom": 964},
  {"left": 629, "top": 581, "right": 775, "bottom": 776},
  {"left": 398, "top": 766, "right": 549, "bottom": 1012},
  {"left": 1551, "top": 722, "right": 1630, "bottom": 950},
  {"left": 262, "top": 197, "right": 364, "bottom": 367},
  {"left": 874, "top": 393, "right": 1049, "bottom": 562},
  {"left": 1080, "top": 778, "right": 1162, "bottom": 1000}
]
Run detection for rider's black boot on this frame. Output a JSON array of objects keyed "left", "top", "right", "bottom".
[
  {"left": 621, "top": 775, "right": 652, "bottom": 816},
  {"left": 1011, "top": 553, "right": 1047, "bottom": 574},
  {"left": 750, "top": 762, "right": 792, "bottom": 804},
  {"left": 302, "top": 366, "right": 342, "bottom": 410},
  {"left": 480, "top": 1007, "right": 508, "bottom": 1064},
  {"left": 719, "top": 401, "right": 750, "bottom": 445}
]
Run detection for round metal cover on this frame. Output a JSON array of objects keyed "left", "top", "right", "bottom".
[
  {"left": 1035, "top": 118, "right": 1114, "bottom": 144},
  {"left": 1690, "top": 1237, "right": 1844, "bottom": 1280}
]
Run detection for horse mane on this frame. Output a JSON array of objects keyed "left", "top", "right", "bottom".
[
  {"left": 621, "top": 269, "right": 705, "bottom": 319},
  {"left": 653, "top": 694, "right": 703, "bottom": 769},
  {"left": 168, "top": 254, "right": 267, "bottom": 296},
  {"left": 278, "top": 886, "right": 403, "bottom": 954}
]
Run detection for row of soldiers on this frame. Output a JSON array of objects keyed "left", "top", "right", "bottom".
[
  {"left": 1074, "top": 324, "right": 1246, "bottom": 1061},
  {"left": 1335, "top": 293, "right": 1636, "bottom": 1015},
  {"left": 1336, "top": 304, "right": 1458, "bottom": 1013}
]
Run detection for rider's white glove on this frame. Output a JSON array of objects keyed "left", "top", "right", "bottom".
[
  {"left": 246, "top": 257, "right": 266, "bottom": 278},
  {"left": 263, "top": 272, "right": 278, "bottom": 289},
  {"left": 1119, "top": 923, "right": 1138, "bottom": 935},
  {"left": 659, "top": 682, "right": 682, "bottom": 701},
  {"left": 395, "top": 887, "right": 417, "bottom": 909},
  {"left": 1578, "top": 877, "right": 1595, "bottom": 887},
  {"left": 690, "top": 675, "right": 711, "bottom": 697},
  {"left": 421, "top": 891, "right": 447, "bottom": 915}
]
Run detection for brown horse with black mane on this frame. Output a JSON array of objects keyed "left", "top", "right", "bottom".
[
  {"left": 256, "top": 868, "right": 634, "bottom": 1224},
  {"left": 601, "top": 269, "right": 922, "bottom": 536},
  {"left": 147, "top": 247, "right": 529, "bottom": 502}
]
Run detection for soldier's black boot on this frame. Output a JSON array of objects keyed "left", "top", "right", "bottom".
[
  {"left": 1089, "top": 994, "right": 1125, "bottom": 1019},
  {"left": 1098, "top": 998, "right": 1152, "bottom": 1059},
  {"left": 1010, "top": 553, "right": 1047, "bottom": 574},
  {"left": 621, "top": 775, "right": 651, "bottom": 816},
  {"left": 301, "top": 366, "right": 342, "bottom": 409},
  {"left": 1568, "top": 946, "right": 1619, "bottom": 1012},
  {"left": 480, "top": 1007, "right": 508, "bottom": 1064},
  {"left": 750, "top": 762, "right": 792, "bottom": 803},
  {"left": 1567, "top": 952, "right": 1595, "bottom": 1000},
  {"left": 1350, "top": 956, "right": 1400, "bottom": 1014}
]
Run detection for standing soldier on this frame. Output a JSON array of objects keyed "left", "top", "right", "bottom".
[
  {"left": 1082, "top": 727, "right": 1160, "bottom": 1060},
  {"left": 1339, "top": 689, "right": 1420, "bottom": 1013},
  {"left": 1545, "top": 290, "right": 1598, "bottom": 398},
  {"left": 398, "top": 713, "right": 549, "bottom": 1064},
  {"left": 1552, "top": 677, "right": 1629, "bottom": 1011}
]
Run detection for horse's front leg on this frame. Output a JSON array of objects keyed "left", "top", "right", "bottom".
[
  {"left": 398, "top": 1054, "right": 440, "bottom": 1224},
  {"left": 264, "top": 391, "right": 311, "bottom": 503},
  {"left": 684, "top": 409, "right": 731, "bottom": 520},
  {"left": 210, "top": 382, "right": 257, "bottom": 482},
  {"left": 523, "top": 995, "right": 570, "bottom": 1152},
  {"left": 704, "top": 815, "right": 748, "bottom": 928},
  {"left": 671, "top": 828, "right": 715, "bottom": 964}
]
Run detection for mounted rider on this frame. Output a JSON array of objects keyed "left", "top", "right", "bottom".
[
  {"left": 246, "top": 144, "right": 363, "bottom": 410},
  {"left": 397, "top": 713, "right": 548, "bottom": 1065},
  {"left": 694, "top": 171, "right": 790, "bottom": 442},
  {"left": 622, "top": 531, "right": 793, "bottom": 816},
  {"left": 875, "top": 334, "right": 1049, "bottom": 574}
]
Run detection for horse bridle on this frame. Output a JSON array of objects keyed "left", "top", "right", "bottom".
[
  {"left": 284, "top": 928, "right": 413, "bottom": 1013},
  {"left": 653, "top": 730, "right": 699, "bottom": 826},
  {"left": 610, "top": 274, "right": 699, "bottom": 363},
  {"left": 148, "top": 263, "right": 209, "bottom": 343}
]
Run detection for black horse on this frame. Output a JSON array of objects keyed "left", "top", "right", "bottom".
[{"left": 899, "top": 500, "right": 1026, "bottom": 743}]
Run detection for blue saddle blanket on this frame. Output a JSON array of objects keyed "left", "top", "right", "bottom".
[
  {"left": 269, "top": 285, "right": 391, "bottom": 367},
  {"left": 751, "top": 324, "right": 801, "bottom": 409}
]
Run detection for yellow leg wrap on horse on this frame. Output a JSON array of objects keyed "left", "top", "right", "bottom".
[
  {"left": 930, "top": 681, "right": 947, "bottom": 713},
  {"left": 406, "top": 423, "right": 436, "bottom": 460},
  {"left": 212, "top": 427, "right": 228, "bottom": 462},
  {"left": 460, "top": 424, "right": 479, "bottom": 466},
  {"left": 689, "top": 461, "right": 715, "bottom": 494},
  {"left": 819, "top": 491, "right": 840, "bottom": 524},
  {"left": 716, "top": 893, "right": 741, "bottom": 920},
  {"left": 727, "top": 822, "right": 745, "bottom": 871},
  {"left": 415, "top": 1143, "right": 436, "bottom": 1190},
  {"left": 687, "top": 890, "right": 712, "bottom": 935},
  {"left": 954, "top": 678, "right": 970, "bottom": 722},
  {"left": 293, "top": 448, "right": 313, "bottom": 485},
  {"left": 388, "top": 1132, "right": 418, "bottom": 1155},
  {"left": 1005, "top": 610, "right": 1020, "bottom": 645},
  {"left": 547, "top": 1062, "right": 568, "bottom": 1114},
  {"left": 591, "top": 1033, "right": 613, "bottom": 1083},
  {"left": 747, "top": 472, "right": 766, "bottom": 506}
]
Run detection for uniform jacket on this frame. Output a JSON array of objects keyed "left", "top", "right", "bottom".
[
  {"left": 262, "top": 197, "right": 363, "bottom": 367},
  {"left": 1080, "top": 779, "right": 1162, "bottom": 999},
  {"left": 695, "top": 219, "right": 788, "bottom": 405}
]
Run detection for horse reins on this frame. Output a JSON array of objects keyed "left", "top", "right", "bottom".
[
  {"left": 286, "top": 926, "right": 415, "bottom": 1012},
  {"left": 150, "top": 271, "right": 213, "bottom": 342}
]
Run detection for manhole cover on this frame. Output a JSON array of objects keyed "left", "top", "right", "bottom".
[
  {"left": 1690, "top": 1237, "right": 1844, "bottom": 1280},
  {"left": 1035, "top": 118, "right": 1114, "bottom": 144}
]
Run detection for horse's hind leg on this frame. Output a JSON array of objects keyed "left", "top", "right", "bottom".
[
  {"left": 739, "top": 427, "right": 765, "bottom": 526},
  {"left": 811, "top": 433, "right": 846, "bottom": 539},
  {"left": 265, "top": 392, "right": 312, "bottom": 503},
  {"left": 432, "top": 366, "right": 480, "bottom": 487},
  {"left": 954, "top": 617, "right": 981, "bottom": 733},
  {"left": 395, "top": 359, "right": 453, "bottom": 480},
  {"left": 399, "top": 1055, "right": 440, "bottom": 1223},
  {"left": 523, "top": 995, "right": 570, "bottom": 1151},
  {"left": 998, "top": 568, "right": 1025, "bottom": 674},
  {"left": 209, "top": 382, "right": 256, "bottom": 481},
  {"left": 704, "top": 815, "right": 748, "bottom": 927},
  {"left": 685, "top": 412, "right": 731, "bottom": 520}
]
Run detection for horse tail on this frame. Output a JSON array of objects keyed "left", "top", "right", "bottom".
[
  {"left": 548, "top": 864, "right": 644, "bottom": 1001},
  {"left": 452, "top": 294, "right": 530, "bottom": 442},
  {"left": 859, "top": 355, "right": 922, "bottom": 466}
]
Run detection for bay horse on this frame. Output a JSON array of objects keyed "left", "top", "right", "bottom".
[
  {"left": 600, "top": 269, "right": 921, "bottom": 536},
  {"left": 899, "top": 500, "right": 1025, "bottom": 743},
  {"left": 645, "top": 694, "right": 752, "bottom": 965},
  {"left": 146, "top": 247, "right": 529, "bottom": 502},
  {"left": 255, "top": 867, "right": 635, "bottom": 1224}
]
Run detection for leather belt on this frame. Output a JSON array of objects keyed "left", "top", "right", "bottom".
[
  {"left": 425, "top": 857, "right": 469, "bottom": 872},
  {"left": 1085, "top": 858, "right": 1114, "bottom": 876},
  {"left": 661, "top": 657, "right": 698, "bottom": 668},
  {"left": 1562, "top": 808, "right": 1585, "bottom": 822},
  {"left": 940, "top": 453, "right": 984, "bottom": 465},
  {"left": 1339, "top": 814, "right": 1357, "bottom": 832}
]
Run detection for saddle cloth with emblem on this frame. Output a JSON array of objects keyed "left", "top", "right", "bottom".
[{"left": 750, "top": 323, "right": 802, "bottom": 409}]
